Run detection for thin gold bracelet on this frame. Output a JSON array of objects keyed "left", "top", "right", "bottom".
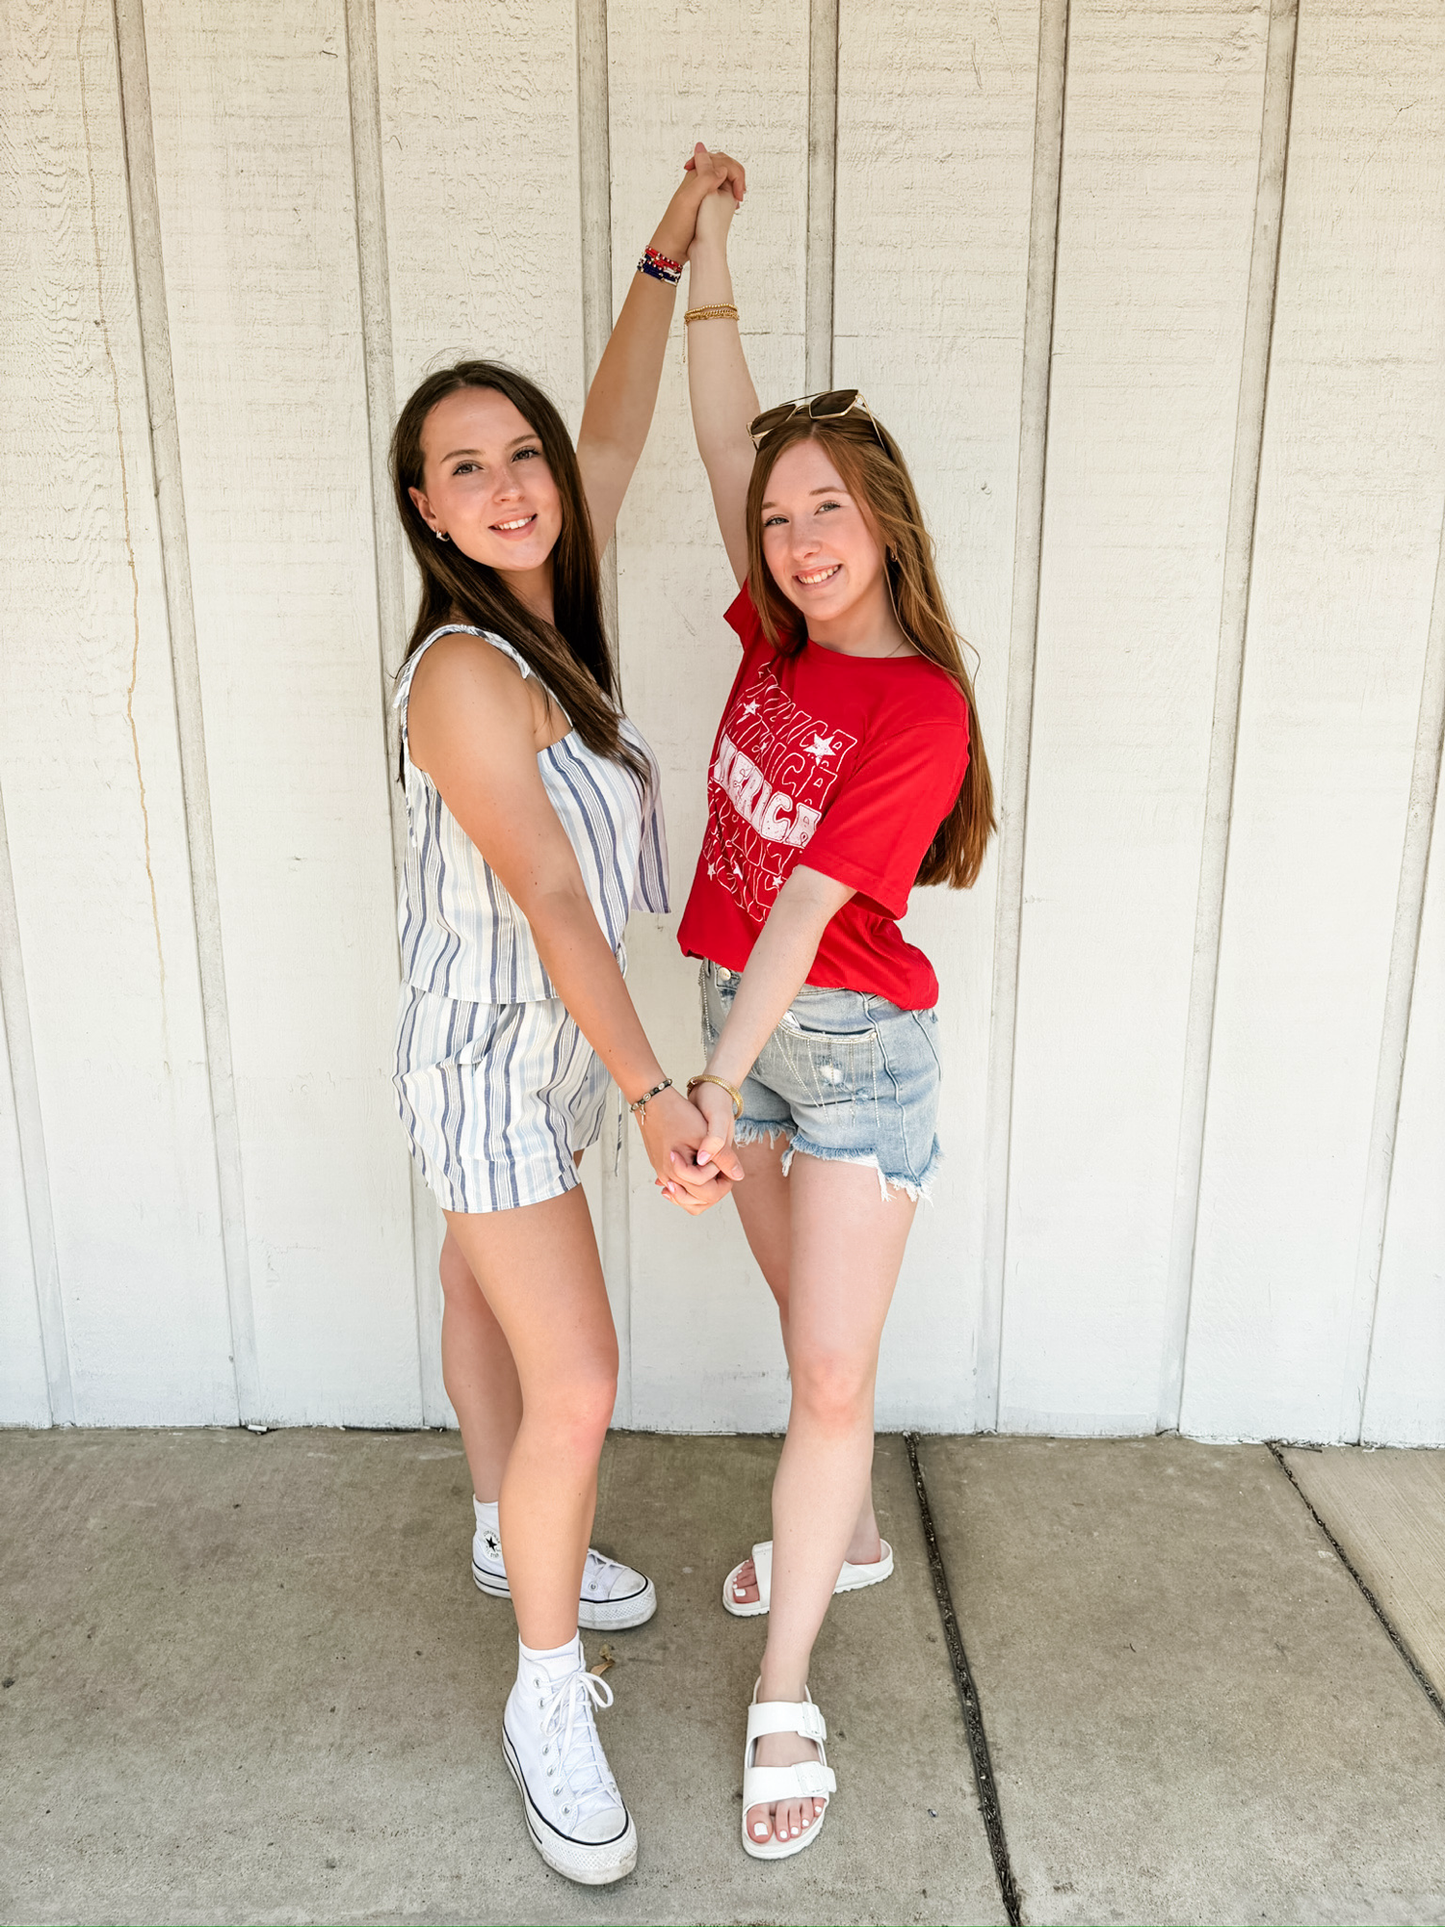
[
  {"left": 686, "top": 1073, "right": 744, "bottom": 1119},
  {"left": 683, "top": 304, "right": 739, "bottom": 325}
]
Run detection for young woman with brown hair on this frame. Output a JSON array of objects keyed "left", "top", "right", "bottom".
[
  {"left": 667, "top": 154, "right": 996, "bottom": 1859},
  {"left": 387, "top": 150, "right": 745, "bottom": 1885}
]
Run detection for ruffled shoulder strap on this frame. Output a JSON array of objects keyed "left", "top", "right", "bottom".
[{"left": 393, "top": 624, "right": 540, "bottom": 715}]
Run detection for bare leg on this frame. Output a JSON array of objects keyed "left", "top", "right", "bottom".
[
  {"left": 443, "top": 1188, "right": 618, "bottom": 1651},
  {"left": 727, "top": 1138, "right": 883, "bottom": 1612},
  {"left": 439, "top": 1228, "right": 523, "bottom": 1504},
  {"left": 441, "top": 1151, "right": 586, "bottom": 1504},
  {"left": 742, "top": 1154, "right": 916, "bottom": 1846}
]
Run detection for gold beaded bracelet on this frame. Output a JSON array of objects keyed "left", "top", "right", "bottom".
[
  {"left": 683, "top": 304, "right": 740, "bottom": 325},
  {"left": 686, "top": 1073, "right": 744, "bottom": 1119}
]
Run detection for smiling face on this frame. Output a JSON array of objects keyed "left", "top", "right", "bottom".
[
  {"left": 758, "top": 437, "right": 899, "bottom": 649},
  {"left": 408, "top": 386, "right": 563, "bottom": 586}
]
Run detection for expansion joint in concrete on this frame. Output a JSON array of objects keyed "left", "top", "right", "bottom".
[
  {"left": 905, "top": 1433, "right": 1021, "bottom": 1926},
  {"left": 1266, "top": 1442, "right": 1445, "bottom": 1732}
]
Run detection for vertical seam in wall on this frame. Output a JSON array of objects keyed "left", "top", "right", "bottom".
[
  {"left": 575, "top": 0, "right": 615, "bottom": 649},
  {"left": 1347, "top": 504, "right": 1445, "bottom": 1441},
  {"left": 79, "top": 3, "right": 163, "bottom": 990},
  {"left": 0, "top": 782, "right": 71, "bottom": 1424},
  {"left": 1158, "top": 0, "right": 1298, "bottom": 1434},
  {"left": 574, "top": 0, "right": 617, "bottom": 655},
  {"left": 575, "top": 0, "right": 631, "bottom": 1424},
  {"left": 977, "top": 0, "right": 1070, "bottom": 1434},
  {"left": 111, "top": 0, "right": 258, "bottom": 1423},
  {"left": 343, "top": 0, "right": 437, "bottom": 1427},
  {"left": 805, "top": 0, "right": 839, "bottom": 392}
]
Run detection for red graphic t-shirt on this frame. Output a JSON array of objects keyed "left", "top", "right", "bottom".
[{"left": 676, "top": 584, "right": 970, "bottom": 1009}]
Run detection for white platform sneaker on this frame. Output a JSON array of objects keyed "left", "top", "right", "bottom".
[
  {"left": 502, "top": 1641, "right": 638, "bottom": 1885},
  {"left": 472, "top": 1501, "right": 656, "bottom": 1631}
]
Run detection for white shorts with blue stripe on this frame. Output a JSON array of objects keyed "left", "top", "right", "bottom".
[{"left": 394, "top": 985, "right": 611, "bottom": 1214}]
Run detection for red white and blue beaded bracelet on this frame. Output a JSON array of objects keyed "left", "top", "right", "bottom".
[{"left": 637, "top": 245, "right": 682, "bottom": 285}]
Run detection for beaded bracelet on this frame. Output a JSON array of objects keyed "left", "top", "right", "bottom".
[
  {"left": 684, "top": 304, "right": 739, "bottom": 324},
  {"left": 637, "top": 245, "right": 683, "bottom": 285},
  {"left": 628, "top": 1076, "right": 673, "bottom": 1119}
]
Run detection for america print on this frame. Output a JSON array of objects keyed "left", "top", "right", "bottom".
[{"left": 701, "top": 661, "right": 859, "bottom": 921}]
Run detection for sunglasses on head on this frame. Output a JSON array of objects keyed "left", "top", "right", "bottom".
[{"left": 747, "top": 388, "right": 887, "bottom": 450}]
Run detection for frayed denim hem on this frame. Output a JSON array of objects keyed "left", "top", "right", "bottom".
[
  {"left": 771, "top": 1133, "right": 942, "bottom": 1205},
  {"left": 733, "top": 1117, "right": 794, "bottom": 1152}
]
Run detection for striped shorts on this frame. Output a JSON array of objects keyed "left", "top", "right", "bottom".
[{"left": 393, "top": 985, "right": 611, "bottom": 1214}]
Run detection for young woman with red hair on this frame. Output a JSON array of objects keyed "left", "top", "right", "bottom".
[{"left": 669, "top": 154, "right": 996, "bottom": 1860}]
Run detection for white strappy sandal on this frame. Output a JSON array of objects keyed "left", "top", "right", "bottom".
[
  {"left": 723, "top": 1538, "right": 894, "bottom": 1617},
  {"left": 740, "top": 1683, "right": 837, "bottom": 1860}
]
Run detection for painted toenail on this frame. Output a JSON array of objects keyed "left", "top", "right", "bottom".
[{"left": 754, "top": 1823, "right": 767, "bottom": 1837}]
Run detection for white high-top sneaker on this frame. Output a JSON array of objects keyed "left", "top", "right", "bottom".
[
  {"left": 502, "top": 1640, "right": 638, "bottom": 1885},
  {"left": 472, "top": 1499, "right": 656, "bottom": 1631}
]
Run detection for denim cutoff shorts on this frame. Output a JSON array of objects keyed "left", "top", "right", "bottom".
[{"left": 699, "top": 959, "right": 941, "bottom": 1202}]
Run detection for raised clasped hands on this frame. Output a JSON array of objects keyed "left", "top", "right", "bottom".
[
  {"left": 656, "top": 142, "right": 744, "bottom": 268},
  {"left": 637, "top": 1084, "right": 742, "bottom": 1216},
  {"left": 682, "top": 142, "right": 743, "bottom": 255}
]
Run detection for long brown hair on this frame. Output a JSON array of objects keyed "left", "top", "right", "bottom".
[
  {"left": 744, "top": 412, "right": 996, "bottom": 889},
  {"left": 390, "top": 360, "right": 646, "bottom": 785}
]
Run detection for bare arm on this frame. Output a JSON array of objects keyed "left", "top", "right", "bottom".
[
  {"left": 673, "top": 866, "right": 855, "bottom": 1179},
  {"left": 577, "top": 145, "right": 746, "bottom": 554},
  {"left": 408, "top": 637, "right": 742, "bottom": 1205},
  {"left": 684, "top": 157, "right": 760, "bottom": 585}
]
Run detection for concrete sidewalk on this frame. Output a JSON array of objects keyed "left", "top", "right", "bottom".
[{"left": 1, "top": 1430, "right": 1443, "bottom": 1926}]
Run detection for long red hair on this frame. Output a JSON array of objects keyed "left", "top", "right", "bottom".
[{"left": 745, "top": 413, "right": 996, "bottom": 888}]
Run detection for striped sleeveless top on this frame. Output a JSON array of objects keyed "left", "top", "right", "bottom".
[{"left": 395, "top": 624, "right": 668, "bottom": 1004}]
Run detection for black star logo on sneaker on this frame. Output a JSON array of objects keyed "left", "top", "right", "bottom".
[{"left": 483, "top": 1532, "right": 501, "bottom": 1560}]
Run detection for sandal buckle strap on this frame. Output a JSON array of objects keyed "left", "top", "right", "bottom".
[
  {"left": 747, "top": 1699, "right": 827, "bottom": 1744},
  {"left": 742, "top": 1762, "right": 837, "bottom": 1803}
]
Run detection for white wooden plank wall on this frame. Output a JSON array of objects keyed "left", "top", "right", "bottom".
[
  {"left": 0, "top": 895, "right": 50, "bottom": 1426},
  {"left": 833, "top": 0, "right": 1040, "bottom": 1430},
  {"left": 604, "top": 0, "right": 812, "bottom": 1432},
  {"left": 1181, "top": 0, "right": 1445, "bottom": 1442},
  {"left": 1364, "top": 754, "right": 1445, "bottom": 1445},
  {"left": 2, "top": 0, "right": 235, "bottom": 1424},
  {"left": 2, "top": 0, "right": 1441, "bottom": 1444},
  {"left": 1002, "top": 0, "right": 1270, "bottom": 1434},
  {"left": 377, "top": 0, "right": 588, "bottom": 414},
  {"left": 143, "top": 0, "right": 419, "bottom": 1424}
]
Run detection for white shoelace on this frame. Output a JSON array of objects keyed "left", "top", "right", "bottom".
[
  {"left": 581, "top": 1551, "right": 626, "bottom": 1598},
  {"left": 533, "top": 1667, "right": 620, "bottom": 1825}
]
